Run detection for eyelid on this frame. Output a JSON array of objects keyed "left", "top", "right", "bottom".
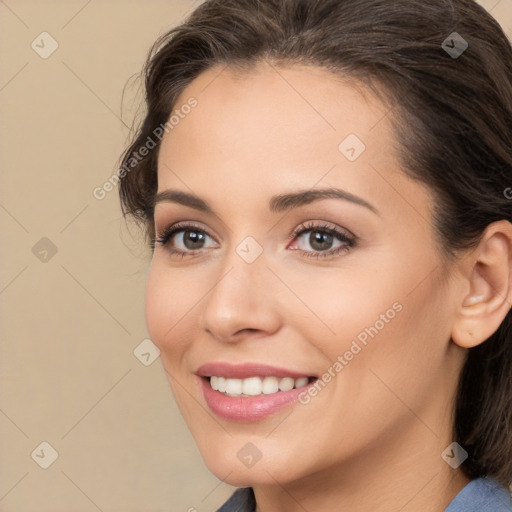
[
  {"left": 153, "top": 220, "right": 356, "bottom": 259},
  {"left": 287, "top": 220, "right": 355, "bottom": 241},
  {"left": 286, "top": 221, "right": 356, "bottom": 257},
  {"left": 154, "top": 220, "right": 212, "bottom": 240},
  {"left": 152, "top": 221, "right": 218, "bottom": 251}
]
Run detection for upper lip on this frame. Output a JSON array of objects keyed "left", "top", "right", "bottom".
[{"left": 195, "top": 362, "right": 315, "bottom": 379}]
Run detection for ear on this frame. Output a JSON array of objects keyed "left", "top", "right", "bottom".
[{"left": 451, "top": 220, "right": 512, "bottom": 349}]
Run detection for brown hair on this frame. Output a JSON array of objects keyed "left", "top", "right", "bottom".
[{"left": 118, "top": 0, "right": 512, "bottom": 487}]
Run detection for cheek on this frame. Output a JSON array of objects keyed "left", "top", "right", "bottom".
[
  {"left": 277, "top": 260, "right": 404, "bottom": 352},
  {"left": 144, "top": 260, "right": 199, "bottom": 356},
  {"left": 323, "top": 268, "right": 452, "bottom": 419},
  {"left": 285, "top": 248, "right": 450, "bottom": 378},
  {"left": 144, "top": 263, "right": 168, "bottom": 347}
]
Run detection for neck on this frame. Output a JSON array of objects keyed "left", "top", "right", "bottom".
[{"left": 253, "top": 421, "right": 470, "bottom": 512}]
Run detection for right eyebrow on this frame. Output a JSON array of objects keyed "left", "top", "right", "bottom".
[{"left": 153, "top": 190, "right": 213, "bottom": 213}]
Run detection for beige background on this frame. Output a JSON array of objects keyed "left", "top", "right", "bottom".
[{"left": 0, "top": 1, "right": 511, "bottom": 511}]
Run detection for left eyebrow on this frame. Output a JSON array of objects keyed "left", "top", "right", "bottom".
[
  {"left": 269, "top": 188, "right": 379, "bottom": 215},
  {"left": 152, "top": 187, "right": 379, "bottom": 216}
]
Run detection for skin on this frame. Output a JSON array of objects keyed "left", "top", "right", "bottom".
[{"left": 145, "top": 61, "right": 512, "bottom": 511}]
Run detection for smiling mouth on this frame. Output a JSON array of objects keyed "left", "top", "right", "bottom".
[{"left": 206, "top": 375, "right": 317, "bottom": 397}]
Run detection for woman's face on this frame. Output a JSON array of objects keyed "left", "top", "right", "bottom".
[{"left": 146, "top": 63, "right": 466, "bottom": 488}]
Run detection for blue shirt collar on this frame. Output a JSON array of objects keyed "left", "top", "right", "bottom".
[
  {"left": 445, "top": 477, "right": 511, "bottom": 512},
  {"left": 217, "top": 478, "right": 512, "bottom": 511}
]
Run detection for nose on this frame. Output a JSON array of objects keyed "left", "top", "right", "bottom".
[{"left": 199, "top": 250, "right": 282, "bottom": 343}]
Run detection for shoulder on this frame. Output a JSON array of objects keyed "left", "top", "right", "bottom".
[
  {"left": 445, "top": 478, "right": 512, "bottom": 512},
  {"left": 216, "top": 487, "right": 255, "bottom": 512},
  {"left": 215, "top": 479, "right": 512, "bottom": 512}
]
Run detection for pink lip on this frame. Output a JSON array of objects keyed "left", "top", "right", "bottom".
[
  {"left": 199, "top": 376, "right": 315, "bottom": 422},
  {"left": 195, "top": 362, "right": 314, "bottom": 379},
  {"left": 195, "top": 362, "right": 317, "bottom": 422}
]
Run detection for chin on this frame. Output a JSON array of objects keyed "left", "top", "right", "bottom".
[{"left": 196, "top": 437, "right": 306, "bottom": 487}]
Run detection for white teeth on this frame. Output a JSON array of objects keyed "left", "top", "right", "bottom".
[
  {"left": 242, "top": 377, "right": 263, "bottom": 396},
  {"left": 225, "top": 378, "right": 242, "bottom": 396},
  {"left": 217, "top": 377, "right": 227, "bottom": 392},
  {"left": 208, "top": 375, "right": 311, "bottom": 396},
  {"left": 262, "top": 376, "right": 279, "bottom": 394},
  {"left": 278, "top": 377, "right": 294, "bottom": 391},
  {"left": 295, "top": 377, "right": 309, "bottom": 388}
]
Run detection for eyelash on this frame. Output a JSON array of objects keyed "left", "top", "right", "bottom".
[
  {"left": 151, "top": 221, "right": 356, "bottom": 259},
  {"left": 289, "top": 221, "right": 355, "bottom": 259}
]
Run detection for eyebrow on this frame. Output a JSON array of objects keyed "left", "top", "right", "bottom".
[{"left": 153, "top": 187, "right": 379, "bottom": 215}]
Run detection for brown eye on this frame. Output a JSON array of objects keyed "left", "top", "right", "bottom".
[
  {"left": 307, "top": 231, "right": 335, "bottom": 252},
  {"left": 153, "top": 223, "right": 218, "bottom": 255},
  {"left": 178, "top": 230, "right": 207, "bottom": 250},
  {"left": 288, "top": 222, "right": 356, "bottom": 259}
]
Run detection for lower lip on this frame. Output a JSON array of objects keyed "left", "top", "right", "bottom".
[{"left": 200, "top": 377, "right": 314, "bottom": 422}]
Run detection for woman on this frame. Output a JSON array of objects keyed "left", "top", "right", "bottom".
[{"left": 118, "top": 0, "right": 512, "bottom": 510}]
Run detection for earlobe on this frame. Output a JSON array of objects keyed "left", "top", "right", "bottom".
[{"left": 451, "top": 220, "right": 512, "bottom": 349}]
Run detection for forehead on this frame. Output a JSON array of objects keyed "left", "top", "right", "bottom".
[
  {"left": 160, "top": 64, "right": 386, "bottom": 162},
  {"left": 155, "top": 62, "right": 431, "bottom": 225},
  {"left": 159, "top": 62, "right": 388, "bottom": 160}
]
